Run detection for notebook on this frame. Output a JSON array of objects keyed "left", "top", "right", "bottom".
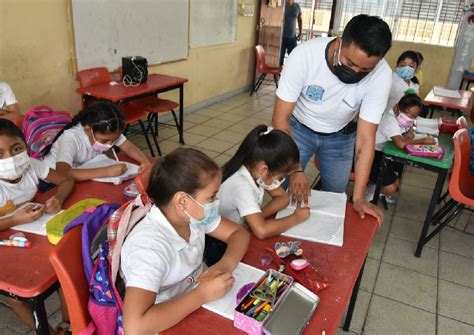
[
  {"left": 78, "top": 154, "right": 139, "bottom": 185},
  {"left": 6, "top": 203, "right": 63, "bottom": 236},
  {"left": 276, "top": 190, "right": 346, "bottom": 247},
  {"left": 433, "top": 86, "right": 461, "bottom": 99},
  {"left": 202, "top": 262, "right": 264, "bottom": 320},
  {"left": 415, "top": 117, "right": 439, "bottom": 136}
]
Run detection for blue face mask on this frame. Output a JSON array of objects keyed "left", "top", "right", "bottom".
[
  {"left": 396, "top": 66, "right": 415, "bottom": 80},
  {"left": 184, "top": 195, "right": 221, "bottom": 226}
]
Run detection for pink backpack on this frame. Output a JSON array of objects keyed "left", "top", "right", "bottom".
[{"left": 22, "top": 105, "right": 71, "bottom": 159}]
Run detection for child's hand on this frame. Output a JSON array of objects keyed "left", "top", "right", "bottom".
[
  {"left": 12, "top": 204, "right": 44, "bottom": 224},
  {"left": 423, "top": 137, "right": 436, "bottom": 145},
  {"left": 405, "top": 130, "right": 415, "bottom": 140},
  {"left": 197, "top": 272, "right": 234, "bottom": 303},
  {"left": 138, "top": 161, "right": 150, "bottom": 173},
  {"left": 293, "top": 206, "right": 310, "bottom": 223},
  {"left": 44, "top": 196, "right": 63, "bottom": 214},
  {"left": 107, "top": 163, "right": 128, "bottom": 177}
]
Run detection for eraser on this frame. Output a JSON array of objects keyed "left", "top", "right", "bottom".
[{"left": 290, "top": 258, "right": 310, "bottom": 271}]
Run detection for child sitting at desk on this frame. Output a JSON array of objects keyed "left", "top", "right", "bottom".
[
  {"left": 0, "top": 119, "right": 74, "bottom": 334},
  {"left": 367, "top": 94, "right": 435, "bottom": 202},
  {"left": 41, "top": 101, "right": 150, "bottom": 181},
  {"left": 120, "top": 148, "right": 249, "bottom": 333}
]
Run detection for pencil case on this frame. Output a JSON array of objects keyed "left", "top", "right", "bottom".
[
  {"left": 234, "top": 269, "right": 319, "bottom": 335},
  {"left": 46, "top": 198, "right": 105, "bottom": 245},
  {"left": 405, "top": 144, "right": 445, "bottom": 159}
]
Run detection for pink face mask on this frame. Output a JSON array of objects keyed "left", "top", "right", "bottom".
[
  {"left": 396, "top": 112, "right": 415, "bottom": 128},
  {"left": 91, "top": 132, "right": 114, "bottom": 153}
]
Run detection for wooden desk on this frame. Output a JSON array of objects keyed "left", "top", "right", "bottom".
[
  {"left": 76, "top": 73, "right": 188, "bottom": 144},
  {"left": 0, "top": 179, "right": 132, "bottom": 334},
  {"left": 373, "top": 134, "right": 454, "bottom": 257},
  {"left": 424, "top": 87, "right": 472, "bottom": 118},
  {"left": 164, "top": 204, "right": 378, "bottom": 335}
]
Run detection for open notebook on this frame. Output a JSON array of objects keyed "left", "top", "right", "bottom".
[
  {"left": 78, "top": 154, "right": 139, "bottom": 185},
  {"left": 202, "top": 262, "right": 264, "bottom": 320},
  {"left": 276, "top": 190, "right": 346, "bottom": 247},
  {"left": 415, "top": 117, "right": 439, "bottom": 136},
  {"left": 433, "top": 86, "right": 461, "bottom": 99},
  {"left": 4, "top": 203, "right": 63, "bottom": 236}
]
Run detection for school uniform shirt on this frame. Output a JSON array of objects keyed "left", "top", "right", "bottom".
[
  {"left": 0, "top": 157, "right": 49, "bottom": 206},
  {"left": 43, "top": 124, "right": 126, "bottom": 169},
  {"left": 218, "top": 166, "right": 264, "bottom": 225},
  {"left": 120, "top": 205, "right": 221, "bottom": 304},
  {"left": 0, "top": 82, "right": 17, "bottom": 109},
  {"left": 374, "top": 108, "right": 409, "bottom": 151},
  {"left": 386, "top": 72, "right": 420, "bottom": 112},
  {"left": 276, "top": 37, "right": 392, "bottom": 133}
]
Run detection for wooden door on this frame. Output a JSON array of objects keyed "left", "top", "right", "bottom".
[{"left": 257, "top": 1, "right": 285, "bottom": 67}]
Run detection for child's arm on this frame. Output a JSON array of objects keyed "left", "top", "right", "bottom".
[
  {"left": 206, "top": 218, "right": 250, "bottom": 273},
  {"left": 261, "top": 186, "right": 290, "bottom": 218},
  {"left": 42, "top": 169, "right": 75, "bottom": 214},
  {"left": 118, "top": 140, "right": 151, "bottom": 168},
  {"left": 0, "top": 204, "right": 44, "bottom": 231},
  {"left": 56, "top": 162, "right": 128, "bottom": 182},
  {"left": 392, "top": 134, "right": 436, "bottom": 150},
  {"left": 0, "top": 103, "right": 21, "bottom": 121},
  {"left": 123, "top": 274, "right": 234, "bottom": 334}
]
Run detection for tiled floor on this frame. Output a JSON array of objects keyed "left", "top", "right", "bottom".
[{"left": 1, "top": 84, "right": 474, "bottom": 334}]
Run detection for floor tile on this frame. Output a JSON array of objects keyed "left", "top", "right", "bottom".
[
  {"left": 238, "top": 118, "right": 269, "bottom": 128},
  {"left": 360, "top": 258, "right": 380, "bottom": 292},
  {"left": 157, "top": 140, "right": 182, "bottom": 154},
  {"left": 382, "top": 236, "right": 438, "bottom": 277},
  {"left": 203, "top": 118, "right": 234, "bottom": 130},
  {"left": 401, "top": 170, "right": 437, "bottom": 190},
  {"left": 226, "top": 123, "right": 254, "bottom": 135},
  {"left": 440, "top": 227, "right": 474, "bottom": 259},
  {"left": 367, "top": 231, "right": 387, "bottom": 260},
  {"left": 338, "top": 289, "right": 371, "bottom": 334},
  {"left": 374, "top": 262, "right": 437, "bottom": 312},
  {"left": 364, "top": 295, "right": 436, "bottom": 334},
  {"left": 438, "top": 316, "right": 474, "bottom": 334},
  {"left": 438, "top": 279, "right": 474, "bottom": 324},
  {"left": 169, "top": 132, "right": 206, "bottom": 146},
  {"left": 216, "top": 113, "right": 248, "bottom": 123},
  {"left": 186, "top": 124, "right": 222, "bottom": 137},
  {"left": 212, "top": 130, "right": 246, "bottom": 144},
  {"left": 395, "top": 189, "right": 432, "bottom": 222},
  {"left": 335, "top": 328, "right": 358, "bottom": 335},
  {"left": 207, "top": 102, "right": 236, "bottom": 112},
  {"left": 194, "top": 107, "right": 225, "bottom": 118},
  {"left": 0, "top": 301, "right": 30, "bottom": 334},
  {"left": 192, "top": 147, "right": 220, "bottom": 159},
  {"left": 389, "top": 215, "right": 439, "bottom": 248},
  {"left": 184, "top": 113, "right": 211, "bottom": 124},
  {"left": 439, "top": 251, "right": 474, "bottom": 288},
  {"left": 214, "top": 154, "right": 232, "bottom": 167},
  {"left": 195, "top": 138, "right": 235, "bottom": 153},
  {"left": 224, "top": 144, "right": 240, "bottom": 157}
]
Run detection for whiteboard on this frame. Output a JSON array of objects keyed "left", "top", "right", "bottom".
[
  {"left": 190, "top": 0, "right": 237, "bottom": 48},
  {"left": 72, "top": 0, "right": 189, "bottom": 71}
]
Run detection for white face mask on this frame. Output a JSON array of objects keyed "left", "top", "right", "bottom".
[
  {"left": 256, "top": 172, "right": 286, "bottom": 191},
  {"left": 0, "top": 151, "right": 31, "bottom": 181}
]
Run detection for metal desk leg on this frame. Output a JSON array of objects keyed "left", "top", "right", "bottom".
[
  {"left": 30, "top": 298, "right": 49, "bottom": 335},
  {"left": 372, "top": 155, "right": 387, "bottom": 205},
  {"left": 343, "top": 258, "right": 366, "bottom": 332},
  {"left": 415, "top": 169, "right": 447, "bottom": 257},
  {"left": 178, "top": 84, "right": 185, "bottom": 145}
]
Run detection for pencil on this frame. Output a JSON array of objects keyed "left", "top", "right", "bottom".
[{"left": 112, "top": 148, "right": 120, "bottom": 162}]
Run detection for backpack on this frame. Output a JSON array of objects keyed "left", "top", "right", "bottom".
[{"left": 22, "top": 105, "right": 71, "bottom": 160}]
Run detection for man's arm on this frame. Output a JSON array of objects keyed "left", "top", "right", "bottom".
[
  {"left": 272, "top": 97, "right": 296, "bottom": 134},
  {"left": 352, "top": 118, "right": 383, "bottom": 225},
  {"left": 297, "top": 11, "right": 303, "bottom": 40}
]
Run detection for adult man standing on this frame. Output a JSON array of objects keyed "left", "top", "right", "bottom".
[
  {"left": 272, "top": 15, "right": 393, "bottom": 224},
  {"left": 280, "top": 0, "right": 303, "bottom": 66}
]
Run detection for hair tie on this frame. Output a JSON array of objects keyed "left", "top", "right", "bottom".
[{"left": 259, "top": 126, "right": 273, "bottom": 136}]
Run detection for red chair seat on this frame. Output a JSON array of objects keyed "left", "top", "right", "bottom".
[
  {"left": 449, "top": 129, "right": 474, "bottom": 206},
  {"left": 120, "top": 103, "right": 148, "bottom": 124},
  {"left": 129, "top": 96, "right": 179, "bottom": 114}
]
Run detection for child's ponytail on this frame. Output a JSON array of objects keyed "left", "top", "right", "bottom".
[{"left": 222, "top": 125, "right": 300, "bottom": 182}]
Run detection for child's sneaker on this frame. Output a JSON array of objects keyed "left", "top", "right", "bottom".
[
  {"left": 365, "top": 184, "right": 376, "bottom": 202},
  {"left": 381, "top": 194, "right": 397, "bottom": 205}
]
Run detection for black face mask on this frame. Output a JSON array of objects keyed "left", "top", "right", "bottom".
[{"left": 332, "top": 43, "right": 370, "bottom": 84}]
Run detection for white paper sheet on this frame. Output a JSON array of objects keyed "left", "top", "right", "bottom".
[
  {"left": 433, "top": 86, "right": 461, "bottom": 99},
  {"left": 415, "top": 117, "right": 439, "bottom": 136},
  {"left": 78, "top": 154, "right": 139, "bottom": 185},
  {"left": 202, "top": 262, "right": 264, "bottom": 320},
  {"left": 275, "top": 190, "right": 346, "bottom": 247},
  {"left": 4, "top": 203, "right": 64, "bottom": 236}
]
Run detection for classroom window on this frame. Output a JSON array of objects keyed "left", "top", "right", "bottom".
[{"left": 334, "top": 0, "right": 467, "bottom": 47}]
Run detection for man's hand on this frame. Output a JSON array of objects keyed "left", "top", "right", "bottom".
[
  {"left": 297, "top": 33, "right": 302, "bottom": 41},
  {"left": 288, "top": 172, "right": 310, "bottom": 206},
  {"left": 353, "top": 198, "right": 383, "bottom": 227}
]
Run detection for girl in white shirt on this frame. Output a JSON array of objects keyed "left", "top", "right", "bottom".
[
  {"left": 42, "top": 102, "right": 149, "bottom": 182},
  {"left": 120, "top": 148, "right": 249, "bottom": 333},
  {"left": 0, "top": 119, "right": 74, "bottom": 334},
  {"left": 368, "top": 94, "right": 435, "bottom": 199},
  {"left": 386, "top": 51, "right": 421, "bottom": 111},
  {"left": 218, "top": 125, "right": 310, "bottom": 240},
  {"left": 0, "top": 81, "right": 21, "bottom": 123}
]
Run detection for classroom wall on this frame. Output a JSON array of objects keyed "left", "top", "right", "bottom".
[
  {"left": 0, "top": 0, "right": 259, "bottom": 115},
  {"left": 384, "top": 41, "right": 457, "bottom": 98}
]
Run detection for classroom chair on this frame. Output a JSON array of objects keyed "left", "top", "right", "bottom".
[
  {"left": 457, "top": 116, "right": 468, "bottom": 130},
  {"left": 250, "top": 45, "right": 282, "bottom": 96},
  {"left": 77, "top": 67, "right": 159, "bottom": 156},
  {"left": 49, "top": 225, "right": 90, "bottom": 334},
  {"left": 427, "top": 129, "right": 474, "bottom": 244}
]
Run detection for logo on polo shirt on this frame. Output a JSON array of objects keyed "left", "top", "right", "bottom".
[{"left": 306, "top": 85, "right": 324, "bottom": 101}]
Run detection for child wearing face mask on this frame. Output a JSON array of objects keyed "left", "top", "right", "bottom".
[
  {"left": 386, "top": 50, "right": 421, "bottom": 112},
  {"left": 367, "top": 94, "right": 436, "bottom": 201},
  {"left": 120, "top": 148, "right": 249, "bottom": 334},
  {"left": 0, "top": 119, "right": 74, "bottom": 334},
  {"left": 41, "top": 102, "right": 149, "bottom": 182}
]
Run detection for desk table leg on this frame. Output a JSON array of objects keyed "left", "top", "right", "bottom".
[
  {"left": 30, "top": 298, "right": 49, "bottom": 335},
  {"left": 372, "top": 155, "right": 387, "bottom": 205},
  {"left": 343, "top": 258, "right": 366, "bottom": 332},
  {"left": 178, "top": 84, "right": 185, "bottom": 144},
  {"left": 415, "top": 169, "right": 447, "bottom": 257}
]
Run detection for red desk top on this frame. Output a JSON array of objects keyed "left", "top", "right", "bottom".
[
  {"left": 424, "top": 87, "right": 472, "bottom": 112},
  {"left": 0, "top": 178, "right": 132, "bottom": 298},
  {"left": 76, "top": 73, "right": 188, "bottom": 102},
  {"left": 164, "top": 204, "right": 378, "bottom": 335}
]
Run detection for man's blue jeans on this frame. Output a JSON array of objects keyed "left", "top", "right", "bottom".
[{"left": 290, "top": 116, "right": 356, "bottom": 193}]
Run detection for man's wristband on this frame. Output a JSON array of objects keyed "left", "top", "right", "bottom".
[{"left": 290, "top": 170, "right": 305, "bottom": 175}]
